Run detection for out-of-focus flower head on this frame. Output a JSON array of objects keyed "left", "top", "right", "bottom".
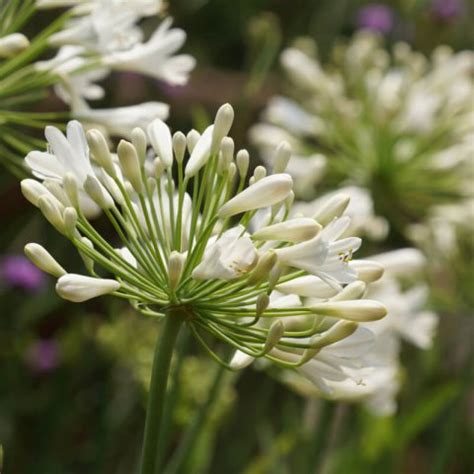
[
  {"left": 251, "top": 32, "right": 474, "bottom": 238},
  {"left": 20, "top": 105, "right": 389, "bottom": 396},
  {"left": 431, "top": 0, "right": 465, "bottom": 20},
  {"left": 0, "top": 255, "right": 46, "bottom": 291},
  {"left": 356, "top": 4, "right": 394, "bottom": 34},
  {"left": 27, "top": 338, "right": 61, "bottom": 372}
]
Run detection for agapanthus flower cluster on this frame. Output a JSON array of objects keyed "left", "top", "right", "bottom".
[
  {"left": 0, "top": 0, "right": 194, "bottom": 175},
  {"left": 280, "top": 248, "right": 438, "bottom": 415},
  {"left": 251, "top": 31, "right": 473, "bottom": 236},
  {"left": 21, "top": 103, "right": 388, "bottom": 390}
]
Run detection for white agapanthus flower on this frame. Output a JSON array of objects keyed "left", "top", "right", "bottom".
[
  {"left": 251, "top": 31, "right": 474, "bottom": 236},
  {"left": 22, "top": 104, "right": 388, "bottom": 385}
]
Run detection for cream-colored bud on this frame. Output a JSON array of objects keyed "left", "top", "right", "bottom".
[
  {"left": 218, "top": 174, "right": 293, "bottom": 218},
  {"left": 79, "top": 237, "right": 95, "bottom": 273},
  {"left": 185, "top": 125, "right": 214, "bottom": 178},
  {"left": 252, "top": 218, "right": 321, "bottom": 243},
  {"left": 147, "top": 177, "right": 156, "bottom": 192},
  {"left": 153, "top": 157, "right": 165, "bottom": 178},
  {"left": 87, "top": 129, "right": 116, "bottom": 178},
  {"left": 247, "top": 251, "right": 277, "bottom": 285},
  {"left": 349, "top": 260, "right": 384, "bottom": 283},
  {"left": 276, "top": 275, "right": 338, "bottom": 298},
  {"left": 63, "top": 207, "right": 78, "bottom": 239},
  {"left": 147, "top": 119, "right": 173, "bottom": 168},
  {"left": 38, "top": 195, "right": 65, "bottom": 233},
  {"left": 227, "top": 162, "right": 237, "bottom": 181},
  {"left": 331, "top": 281, "right": 367, "bottom": 301},
  {"left": 220, "top": 137, "right": 234, "bottom": 165},
  {"left": 310, "top": 320, "right": 358, "bottom": 349},
  {"left": 24, "top": 243, "right": 66, "bottom": 278},
  {"left": 253, "top": 166, "right": 267, "bottom": 182},
  {"left": 172, "top": 131, "right": 187, "bottom": 164},
  {"left": 273, "top": 141, "right": 292, "bottom": 173},
  {"left": 236, "top": 149, "right": 249, "bottom": 179},
  {"left": 310, "top": 300, "right": 387, "bottom": 321},
  {"left": 211, "top": 103, "right": 234, "bottom": 154},
  {"left": 117, "top": 140, "right": 143, "bottom": 193},
  {"left": 131, "top": 127, "right": 147, "bottom": 165},
  {"left": 63, "top": 173, "right": 80, "bottom": 210},
  {"left": 262, "top": 320, "right": 284, "bottom": 353},
  {"left": 56, "top": 274, "right": 120, "bottom": 302},
  {"left": 313, "top": 194, "right": 350, "bottom": 226},
  {"left": 186, "top": 129, "right": 200, "bottom": 154},
  {"left": 168, "top": 251, "right": 185, "bottom": 291},
  {"left": 256, "top": 293, "right": 270, "bottom": 316},
  {"left": 285, "top": 191, "right": 295, "bottom": 210},
  {"left": 21, "top": 179, "right": 51, "bottom": 207},
  {"left": 267, "top": 264, "right": 282, "bottom": 292},
  {"left": 84, "top": 175, "right": 114, "bottom": 209},
  {"left": 0, "top": 33, "right": 29, "bottom": 58}
]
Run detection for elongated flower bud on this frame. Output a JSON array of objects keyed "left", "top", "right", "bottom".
[
  {"left": 148, "top": 119, "right": 173, "bottom": 168},
  {"left": 117, "top": 140, "right": 143, "bottom": 193},
  {"left": 24, "top": 243, "right": 66, "bottom": 278},
  {"left": 56, "top": 274, "right": 120, "bottom": 302},
  {"left": 253, "top": 166, "right": 267, "bottom": 182},
  {"left": 256, "top": 293, "right": 270, "bottom": 316},
  {"left": 0, "top": 33, "right": 29, "bottom": 58},
  {"left": 219, "top": 174, "right": 293, "bottom": 217},
  {"left": 276, "top": 275, "right": 338, "bottom": 298},
  {"left": 350, "top": 260, "right": 384, "bottom": 283},
  {"left": 273, "top": 141, "right": 292, "bottom": 173},
  {"left": 211, "top": 103, "right": 234, "bottom": 154},
  {"left": 186, "top": 129, "right": 200, "bottom": 153},
  {"left": 63, "top": 207, "right": 78, "bottom": 239},
  {"left": 247, "top": 251, "right": 277, "bottom": 285},
  {"left": 331, "top": 281, "right": 367, "bottom": 301},
  {"left": 21, "top": 179, "right": 51, "bottom": 207},
  {"left": 168, "top": 251, "right": 185, "bottom": 291},
  {"left": 79, "top": 237, "right": 95, "bottom": 273},
  {"left": 310, "top": 300, "right": 387, "bottom": 321},
  {"left": 172, "top": 131, "right": 187, "bottom": 164},
  {"left": 132, "top": 127, "right": 147, "bottom": 165},
  {"left": 313, "top": 194, "right": 350, "bottom": 226},
  {"left": 310, "top": 320, "right": 358, "bottom": 349},
  {"left": 84, "top": 175, "right": 114, "bottom": 209},
  {"left": 185, "top": 125, "right": 214, "bottom": 178},
  {"left": 236, "top": 149, "right": 249, "bottom": 179},
  {"left": 252, "top": 218, "right": 321, "bottom": 243},
  {"left": 262, "top": 320, "right": 284, "bottom": 353},
  {"left": 87, "top": 129, "right": 116, "bottom": 178},
  {"left": 38, "top": 195, "right": 65, "bottom": 233},
  {"left": 63, "top": 173, "right": 80, "bottom": 210}
]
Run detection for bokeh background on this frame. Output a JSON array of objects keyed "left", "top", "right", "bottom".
[{"left": 0, "top": 1, "right": 473, "bottom": 473}]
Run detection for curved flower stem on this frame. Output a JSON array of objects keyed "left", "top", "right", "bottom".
[
  {"left": 163, "top": 363, "right": 227, "bottom": 474},
  {"left": 140, "top": 313, "right": 184, "bottom": 474}
]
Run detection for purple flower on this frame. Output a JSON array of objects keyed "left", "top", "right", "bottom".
[
  {"left": 356, "top": 4, "right": 394, "bottom": 34},
  {"left": 431, "top": 0, "right": 465, "bottom": 20},
  {"left": 27, "top": 339, "right": 60, "bottom": 373},
  {"left": 1, "top": 255, "right": 46, "bottom": 291}
]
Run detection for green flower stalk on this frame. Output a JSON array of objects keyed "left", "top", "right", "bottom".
[
  {"left": 21, "top": 103, "right": 387, "bottom": 471},
  {"left": 0, "top": 0, "right": 194, "bottom": 176},
  {"left": 251, "top": 31, "right": 473, "bottom": 237}
]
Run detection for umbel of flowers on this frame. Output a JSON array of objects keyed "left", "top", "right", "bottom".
[
  {"left": 21, "top": 104, "right": 387, "bottom": 473},
  {"left": 0, "top": 0, "right": 194, "bottom": 175},
  {"left": 251, "top": 31, "right": 474, "bottom": 236}
]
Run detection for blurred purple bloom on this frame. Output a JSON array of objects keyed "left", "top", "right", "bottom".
[
  {"left": 1, "top": 255, "right": 46, "bottom": 292},
  {"left": 431, "top": 0, "right": 465, "bottom": 20},
  {"left": 356, "top": 4, "right": 394, "bottom": 33},
  {"left": 27, "top": 339, "right": 60, "bottom": 373}
]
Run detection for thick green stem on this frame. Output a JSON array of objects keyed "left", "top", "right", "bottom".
[{"left": 140, "top": 314, "right": 183, "bottom": 474}]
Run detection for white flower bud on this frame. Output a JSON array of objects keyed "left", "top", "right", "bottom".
[
  {"left": 253, "top": 166, "right": 267, "bottom": 182},
  {"left": 168, "top": 251, "right": 185, "bottom": 291},
  {"left": 147, "top": 119, "right": 173, "bottom": 169},
  {"left": 153, "top": 157, "right": 165, "bottom": 178},
  {"left": 24, "top": 243, "right": 66, "bottom": 278},
  {"left": 220, "top": 137, "right": 234, "bottom": 165},
  {"left": 186, "top": 129, "right": 200, "bottom": 154},
  {"left": 349, "top": 260, "right": 384, "bottom": 283},
  {"left": 310, "top": 300, "right": 387, "bottom": 321},
  {"left": 310, "top": 320, "right": 358, "bottom": 349},
  {"left": 185, "top": 125, "right": 214, "bottom": 178},
  {"left": 38, "top": 195, "right": 65, "bottom": 234},
  {"left": 252, "top": 218, "right": 321, "bottom": 243},
  {"left": 117, "top": 140, "right": 143, "bottom": 193},
  {"left": 211, "top": 103, "right": 234, "bottom": 154},
  {"left": 273, "top": 141, "right": 292, "bottom": 174},
  {"left": 262, "top": 320, "right": 285, "bottom": 353},
  {"left": 87, "top": 129, "right": 116, "bottom": 178},
  {"left": 256, "top": 293, "right": 270, "bottom": 316},
  {"left": 43, "top": 180, "right": 70, "bottom": 207},
  {"left": 313, "top": 194, "right": 350, "bottom": 226},
  {"left": 276, "top": 275, "right": 338, "bottom": 298},
  {"left": 236, "top": 149, "right": 249, "bottom": 179},
  {"left": 63, "top": 173, "right": 80, "bottom": 210},
  {"left": 331, "top": 281, "right": 367, "bottom": 301},
  {"left": 56, "top": 274, "right": 120, "bottom": 302},
  {"left": 79, "top": 237, "right": 95, "bottom": 273},
  {"left": 84, "top": 175, "right": 114, "bottom": 209},
  {"left": 172, "top": 131, "right": 187, "bottom": 164},
  {"left": 21, "top": 179, "right": 51, "bottom": 207},
  {"left": 0, "top": 33, "right": 29, "bottom": 58},
  {"left": 63, "top": 207, "right": 78, "bottom": 239},
  {"left": 247, "top": 251, "right": 277, "bottom": 285},
  {"left": 218, "top": 174, "right": 293, "bottom": 218},
  {"left": 131, "top": 127, "right": 147, "bottom": 165}
]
